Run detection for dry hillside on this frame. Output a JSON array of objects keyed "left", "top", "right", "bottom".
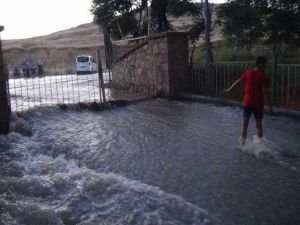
[
  {"left": 2, "top": 23, "right": 105, "bottom": 68},
  {"left": 2, "top": 12, "right": 222, "bottom": 68}
]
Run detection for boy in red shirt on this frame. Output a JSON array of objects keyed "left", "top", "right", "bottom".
[{"left": 226, "top": 56, "right": 270, "bottom": 145}]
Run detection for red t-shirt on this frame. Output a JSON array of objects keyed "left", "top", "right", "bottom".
[{"left": 240, "top": 68, "right": 269, "bottom": 108}]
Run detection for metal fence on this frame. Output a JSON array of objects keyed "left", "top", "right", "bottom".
[
  {"left": 190, "top": 62, "right": 300, "bottom": 110},
  {"left": 8, "top": 71, "right": 105, "bottom": 112},
  {"left": 4, "top": 38, "right": 157, "bottom": 113},
  {"left": 7, "top": 64, "right": 154, "bottom": 112},
  {"left": 275, "top": 64, "right": 300, "bottom": 109}
]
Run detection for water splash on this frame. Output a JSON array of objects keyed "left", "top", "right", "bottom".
[
  {"left": 240, "top": 135, "right": 283, "bottom": 160},
  {"left": 1, "top": 125, "right": 215, "bottom": 225},
  {"left": 0, "top": 168, "right": 214, "bottom": 225}
]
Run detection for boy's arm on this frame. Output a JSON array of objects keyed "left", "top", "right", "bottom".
[{"left": 226, "top": 78, "right": 241, "bottom": 93}]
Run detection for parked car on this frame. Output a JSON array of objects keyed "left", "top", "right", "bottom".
[{"left": 76, "top": 55, "right": 97, "bottom": 75}]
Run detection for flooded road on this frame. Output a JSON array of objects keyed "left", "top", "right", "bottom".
[{"left": 1, "top": 99, "right": 300, "bottom": 225}]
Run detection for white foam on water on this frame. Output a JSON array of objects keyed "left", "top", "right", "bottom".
[
  {"left": 240, "top": 135, "right": 282, "bottom": 160},
  {"left": 0, "top": 129, "right": 215, "bottom": 225},
  {"left": 0, "top": 168, "right": 215, "bottom": 225},
  {"left": 238, "top": 135, "right": 298, "bottom": 171}
]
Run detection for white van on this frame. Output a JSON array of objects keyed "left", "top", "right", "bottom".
[{"left": 76, "top": 55, "right": 97, "bottom": 75}]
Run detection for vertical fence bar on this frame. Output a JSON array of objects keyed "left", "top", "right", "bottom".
[
  {"left": 66, "top": 74, "right": 70, "bottom": 104},
  {"left": 286, "top": 66, "right": 290, "bottom": 107},
  {"left": 43, "top": 73, "right": 48, "bottom": 105},
  {"left": 293, "top": 66, "right": 297, "bottom": 107},
  {"left": 87, "top": 74, "right": 91, "bottom": 102},
  {"left": 55, "top": 71, "right": 59, "bottom": 104},
  {"left": 215, "top": 63, "right": 218, "bottom": 96},
  {"left": 60, "top": 66, "right": 65, "bottom": 103},
  {"left": 92, "top": 73, "right": 96, "bottom": 102},
  {"left": 271, "top": 55, "right": 278, "bottom": 105},
  {"left": 293, "top": 66, "right": 297, "bottom": 108},
  {"left": 13, "top": 76, "right": 17, "bottom": 110},
  {"left": 97, "top": 50, "right": 106, "bottom": 106},
  {"left": 70, "top": 73, "right": 74, "bottom": 104},
  {"left": 280, "top": 65, "right": 284, "bottom": 106},
  {"left": 76, "top": 73, "right": 80, "bottom": 103},
  {"left": 38, "top": 75, "right": 42, "bottom": 106},
  {"left": 19, "top": 77, "right": 23, "bottom": 110},
  {"left": 223, "top": 64, "right": 226, "bottom": 93},
  {"left": 25, "top": 75, "right": 29, "bottom": 109},
  {"left": 31, "top": 75, "right": 35, "bottom": 107}
]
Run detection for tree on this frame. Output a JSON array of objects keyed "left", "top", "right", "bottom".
[
  {"left": 167, "top": 0, "right": 206, "bottom": 65},
  {"left": 91, "top": 0, "right": 206, "bottom": 41},
  {"left": 262, "top": 0, "right": 300, "bottom": 54},
  {"left": 218, "top": 0, "right": 300, "bottom": 54},
  {"left": 217, "top": 0, "right": 264, "bottom": 55},
  {"left": 91, "top": 0, "right": 148, "bottom": 39},
  {"left": 168, "top": 0, "right": 205, "bottom": 43}
]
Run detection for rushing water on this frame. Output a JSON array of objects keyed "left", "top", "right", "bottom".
[
  {"left": 1, "top": 99, "right": 300, "bottom": 225},
  {"left": 8, "top": 73, "right": 111, "bottom": 112}
]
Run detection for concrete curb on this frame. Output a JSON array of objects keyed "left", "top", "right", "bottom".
[{"left": 178, "top": 93, "right": 300, "bottom": 118}]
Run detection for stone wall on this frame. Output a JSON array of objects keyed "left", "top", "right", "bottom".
[{"left": 112, "top": 32, "right": 189, "bottom": 98}]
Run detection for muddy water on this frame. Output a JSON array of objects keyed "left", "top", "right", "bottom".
[{"left": 1, "top": 99, "right": 300, "bottom": 225}]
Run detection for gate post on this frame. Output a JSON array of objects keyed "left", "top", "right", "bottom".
[
  {"left": 97, "top": 50, "right": 106, "bottom": 107},
  {"left": 0, "top": 25, "right": 10, "bottom": 135}
]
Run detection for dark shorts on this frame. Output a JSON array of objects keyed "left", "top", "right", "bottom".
[{"left": 243, "top": 107, "right": 264, "bottom": 120}]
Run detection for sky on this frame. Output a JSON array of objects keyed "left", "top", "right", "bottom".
[{"left": 0, "top": 0, "right": 226, "bottom": 40}]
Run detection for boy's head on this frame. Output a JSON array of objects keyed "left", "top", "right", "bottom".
[{"left": 256, "top": 56, "right": 268, "bottom": 70}]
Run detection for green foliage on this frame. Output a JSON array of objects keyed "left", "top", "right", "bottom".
[
  {"left": 193, "top": 41, "right": 300, "bottom": 63},
  {"left": 168, "top": 0, "right": 200, "bottom": 17},
  {"left": 263, "top": 0, "right": 300, "bottom": 46},
  {"left": 167, "top": 0, "right": 205, "bottom": 43},
  {"left": 91, "top": 0, "right": 206, "bottom": 42},
  {"left": 217, "top": 0, "right": 264, "bottom": 52},
  {"left": 218, "top": 0, "right": 300, "bottom": 53},
  {"left": 91, "top": 0, "right": 147, "bottom": 39}
]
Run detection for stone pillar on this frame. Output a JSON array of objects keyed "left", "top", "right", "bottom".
[
  {"left": 166, "top": 32, "right": 189, "bottom": 97},
  {"left": 111, "top": 32, "right": 189, "bottom": 98},
  {"left": 150, "top": 32, "right": 189, "bottom": 98},
  {"left": 0, "top": 25, "right": 10, "bottom": 134}
]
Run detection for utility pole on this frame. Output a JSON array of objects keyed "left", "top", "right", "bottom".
[
  {"left": 203, "top": 0, "right": 214, "bottom": 93},
  {"left": 203, "top": 0, "right": 213, "bottom": 64},
  {"left": 0, "top": 25, "right": 11, "bottom": 134}
]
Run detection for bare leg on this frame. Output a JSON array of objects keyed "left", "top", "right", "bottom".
[
  {"left": 241, "top": 117, "right": 249, "bottom": 140},
  {"left": 256, "top": 119, "right": 263, "bottom": 138}
]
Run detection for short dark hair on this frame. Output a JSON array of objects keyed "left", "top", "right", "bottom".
[{"left": 256, "top": 56, "right": 267, "bottom": 66}]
